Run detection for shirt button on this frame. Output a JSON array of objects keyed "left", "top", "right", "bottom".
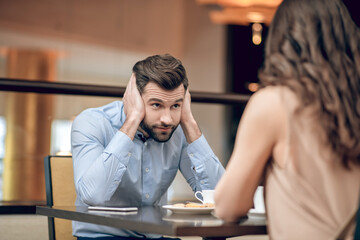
[
  {"left": 145, "top": 193, "right": 150, "bottom": 199},
  {"left": 144, "top": 142, "right": 148, "bottom": 146},
  {"left": 201, "top": 180, "right": 205, "bottom": 184},
  {"left": 128, "top": 152, "right": 131, "bottom": 157},
  {"left": 189, "top": 153, "right": 194, "bottom": 157},
  {"left": 145, "top": 168, "right": 149, "bottom": 173}
]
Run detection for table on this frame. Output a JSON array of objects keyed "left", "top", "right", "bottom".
[
  {"left": 0, "top": 200, "right": 46, "bottom": 214},
  {"left": 36, "top": 205, "right": 266, "bottom": 240}
]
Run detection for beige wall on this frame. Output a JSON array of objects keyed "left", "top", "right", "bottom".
[{"left": 0, "top": 0, "right": 185, "bottom": 56}]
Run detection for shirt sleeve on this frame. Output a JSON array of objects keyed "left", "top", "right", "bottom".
[
  {"left": 179, "top": 134, "right": 225, "bottom": 192},
  {"left": 71, "top": 111, "right": 134, "bottom": 205}
]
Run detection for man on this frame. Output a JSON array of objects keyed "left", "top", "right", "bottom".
[{"left": 71, "top": 54, "right": 225, "bottom": 239}]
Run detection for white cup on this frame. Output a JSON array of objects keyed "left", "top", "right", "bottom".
[
  {"left": 195, "top": 190, "right": 215, "bottom": 204},
  {"left": 253, "top": 186, "right": 265, "bottom": 212}
]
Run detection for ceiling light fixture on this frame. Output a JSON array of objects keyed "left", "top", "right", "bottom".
[{"left": 197, "top": 0, "right": 282, "bottom": 26}]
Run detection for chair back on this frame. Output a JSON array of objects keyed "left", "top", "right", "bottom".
[{"left": 44, "top": 155, "right": 76, "bottom": 240}]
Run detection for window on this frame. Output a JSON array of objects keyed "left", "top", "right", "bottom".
[
  {"left": 0, "top": 116, "right": 5, "bottom": 159},
  {"left": 0, "top": 116, "right": 6, "bottom": 200},
  {"left": 51, "top": 119, "right": 72, "bottom": 156}
]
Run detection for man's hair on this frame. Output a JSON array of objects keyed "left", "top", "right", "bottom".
[
  {"left": 132, "top": 54, "right": 188, "bottom": 93},
  {"left": 258, "top": 0, "right": 360, "bottom": 167}
]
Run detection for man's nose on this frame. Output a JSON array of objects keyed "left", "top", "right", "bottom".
[{"left": 160, "top": 109, "right": 172, "bottom": 124}]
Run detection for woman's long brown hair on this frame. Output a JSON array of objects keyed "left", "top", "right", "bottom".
[{"left": 259, "top": 0, "right": 360, "bottom": 168}]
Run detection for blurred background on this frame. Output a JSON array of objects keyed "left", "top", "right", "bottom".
[
  {"left": 0, "top": 0, "right": 358, "bottom": 205},
  {"left": 1, "top": 0, "right": 359, "bottom": 239}
]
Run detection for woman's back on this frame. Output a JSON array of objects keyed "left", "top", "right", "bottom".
[
  {"left": 266, "top": 87, "right": 360, "bottom": 239},
  {"left": 214, "top": 0, "right": 360, "bottom": 238}
]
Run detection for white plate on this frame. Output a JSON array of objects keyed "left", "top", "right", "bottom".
[
  {"left": 247, "top": 208, "right": 266, "bottom": 218},
  {"left": 163, "top": 213, "right": 221, "bottom": 224},
  {"left": 163, "top": 216, "right": 223, "bottom": 226},
  {"left": 162, "top": 205, "right": 215, "bottom": 215}
]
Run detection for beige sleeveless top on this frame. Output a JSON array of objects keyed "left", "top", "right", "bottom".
[{"left": 265, "top": 88, "right": 360, "bottom": 240}]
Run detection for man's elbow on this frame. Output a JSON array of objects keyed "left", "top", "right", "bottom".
[{"left": 76, "top": 183, "right": 107, "bottom": 206}]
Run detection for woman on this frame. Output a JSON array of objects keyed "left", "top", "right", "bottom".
[{"left": 214, "top": 0, "right": 360, "bottom": 239}]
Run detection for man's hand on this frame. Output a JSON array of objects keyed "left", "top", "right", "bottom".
[
  {"left": 120, "top": 74, "right": 145, "bottom": 139},
  {"left": 180, "top": 89, "right": 202, "bottom": 143},
  {"left": 180, "top": 88, "right": 193, "bottom": 124}
]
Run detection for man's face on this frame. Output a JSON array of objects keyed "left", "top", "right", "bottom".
[{"left": 140, "top": 82, "right": 185, "bottom": 142}]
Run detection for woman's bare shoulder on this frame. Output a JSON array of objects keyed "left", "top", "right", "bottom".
[
  {"left": 241, "top": 86, "right": 289, "bottom": 140},
  {"left": 246, "top": 86, "right": 289, "bottom": 114}
]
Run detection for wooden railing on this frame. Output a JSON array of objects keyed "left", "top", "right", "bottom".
[{"left": 0, "top": 78, "right": 250, "bottom": 105}]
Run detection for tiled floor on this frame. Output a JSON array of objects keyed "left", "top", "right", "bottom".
[{"left": 0, "top": 214, "right": 48, "bottom": 240}]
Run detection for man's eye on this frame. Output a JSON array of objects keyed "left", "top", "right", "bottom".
[
  {"left": 173, "top": 104, "right": 180, "bottom": 109},
  {"left": 152, "top": 103, "right": 160, "bottom": 108}
]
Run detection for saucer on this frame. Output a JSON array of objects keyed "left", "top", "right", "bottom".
[{"left": 247, "top": 208, "right": 266, "bottom": 218}]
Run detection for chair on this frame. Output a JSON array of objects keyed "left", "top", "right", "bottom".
[{"left": 44, "top": 155, "right": 76, "bottom": 240}]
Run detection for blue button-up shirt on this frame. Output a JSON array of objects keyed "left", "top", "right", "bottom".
[{"left": 71, "top": 101, "right": 225, "bottom": 238}]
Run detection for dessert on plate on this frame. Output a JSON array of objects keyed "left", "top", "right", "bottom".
[{"left": 172, "top": 202, "right": 215, "bottom": 208}]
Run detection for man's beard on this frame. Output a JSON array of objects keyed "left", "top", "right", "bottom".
[{"left": 140, "top": 121, "right": 178, "bottom": 142}]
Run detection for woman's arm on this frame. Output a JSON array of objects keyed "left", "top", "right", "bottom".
[{"left": 214, "top": 87, "right": 286, "bottom": 222}]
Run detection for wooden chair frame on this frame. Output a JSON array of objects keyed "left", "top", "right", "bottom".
[{"left": 44, "top": 155, "right": 76, "bottom": 240}]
